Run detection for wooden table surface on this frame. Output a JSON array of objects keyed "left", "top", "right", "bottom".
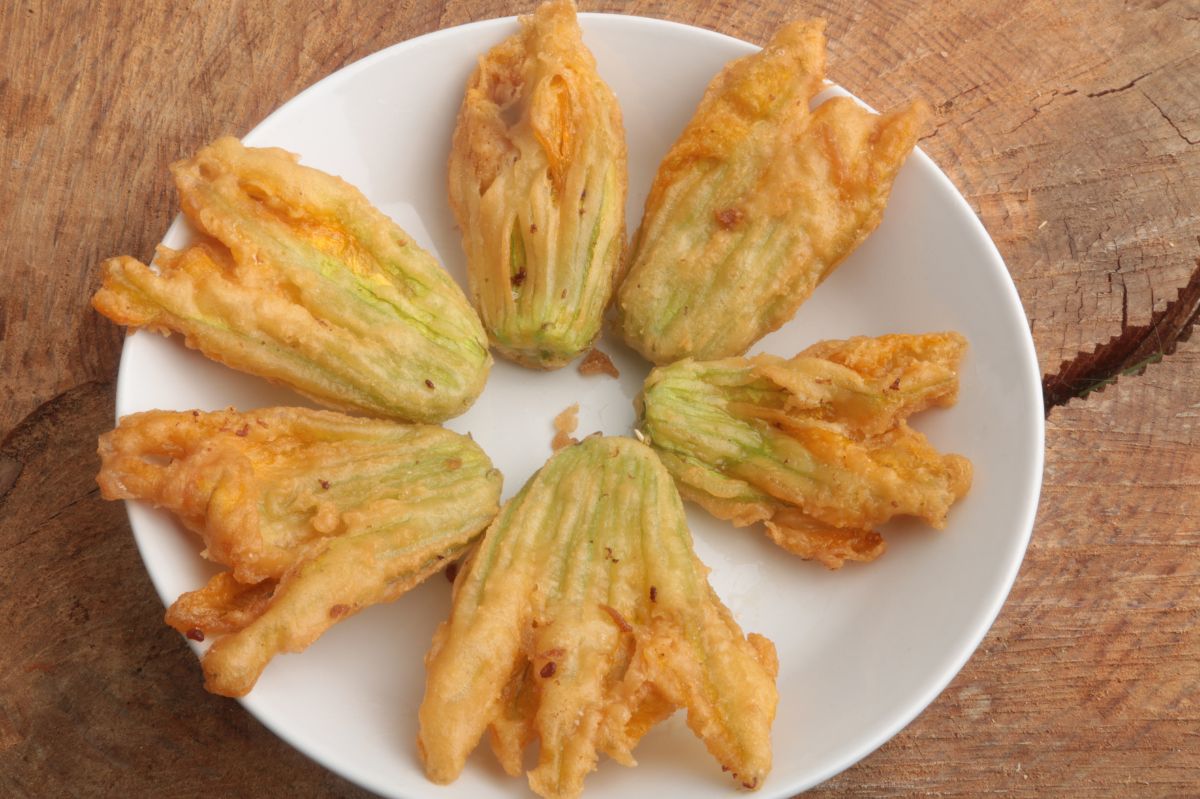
[{"left": 3, "top": 1, "right": 1198, "bottom": 796}]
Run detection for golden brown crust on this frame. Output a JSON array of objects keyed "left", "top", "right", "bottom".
[
  {"left": 551, "top": 402, "right": 580, "bottom": 451},
  {"left": 639, "top": 333, "right": 972, "bottom": 568},
  {"left": 92, "top": 137, "right": 491, "bottom": 423},
  {"left": 639, "top": 20, "right": 828, "bottom": 218},
  {"left": 97, "top": 406, "right": 502, "bottom": 695},
  {"left": 618, "top": 20, "right": 930, "bottom": 364},
  {"left": 449, "top": 0, "right": 628, "bottom": 369},
  {"left": 418, "top": 437, "right": 777, "bottom": 798},
  {"left": 577, "top": 347, "right": 619, "bottom": 378}
]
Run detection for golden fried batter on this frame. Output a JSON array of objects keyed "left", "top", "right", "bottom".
[
  {"left": 449, "top": 0, "right": 627, "bottom": 369},
  {"left": 97, "top": 407, "right": 502, "bottom": 695},
  {"left": 93, "top": 137, "right": 491, "bottom": 423},
  {"left": 638, "top": 333, "right": 972, "bottom": 568},
  {"left": 577, "top": 347, "right": 619, "bottom": 378},
  {"left": 418, "top": 436, "right": 778, "bottom": 799},
  {"left": 551, "top": 403, "right": 579, "bottom": 451},
  {"left": 617, "top": 20, "right": 929, "bottom": 363}
]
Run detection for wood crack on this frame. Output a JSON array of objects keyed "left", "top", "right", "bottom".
[
  {"left": 1142, "top": 91, "right": 1199, "bottom": 146},
  {"left": 1042, "top": 257, "right": 1200, "bottom": 413},
  {"left": 41, "top": 486, "right": 102, "bottom": 528},
  {"left": 1005, "top": 88, "right": 1078, "bottom": 135},
  {"left": 922, "top": 107, "right": 985, "bottom": 142},
  {"left": 937, "top": 83, "right": 982, "bottom": 111},
  {"left": 1086, "top": 71, "right": 1151, "bottom": 99}
]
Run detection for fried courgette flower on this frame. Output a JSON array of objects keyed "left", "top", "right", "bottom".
[
  {"left": 449, "top": 0, "right": 627, "bottom": 369},
  {"left": 418, "top": 436, "right": 778, "bottom": 799},
  {"left": 93, "top": 137, "right": 491, "bottom": 423},
  {"left": 616, "top": 20, "right": 929, "bottom": 364},
  {"left": 637, "top": 333, "right": 972, "bottom": 568},
  {"left": 97, "top": 407, "right": 502, "bottom": 696}
]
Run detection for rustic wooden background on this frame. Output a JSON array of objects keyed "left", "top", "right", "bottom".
[{"left": 2, "top": 0, "right": 1197, "bottom": 796}]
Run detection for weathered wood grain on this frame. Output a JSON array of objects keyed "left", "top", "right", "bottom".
[
  {"left": 3, "top": 325, "right": 1196, "bottom": 797},
  {"left": 817, "top": 0, "right": 1200, "bottom": 381},
  {"left": 440, "top": 0, "right": 1200, "bottom": 389},
  {"left": 3, "top": 0, "right": 1200, "bottom": 796},
  {"left": 1, "top": 0, "right": 444, "bottom": 435},
  {"left": 4, "top": 0, "right": 1199, "bottom": 435},
  {"left": 811, "top": 336, "right": 1200, "bottom": 797},
  {"left": 0, "top": 381, "right": 368, "bottom": 798},
  {"left": 1044, "top": 259, "right": 1200, "bottom": 410}
]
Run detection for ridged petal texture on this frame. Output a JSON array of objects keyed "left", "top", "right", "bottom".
[
  {"left": 418, "top": 436, "right": 778, "bottom": 799},
  {"left": 638, "top": 333, "right": 973, "bottom": 568},
  {"left": 96, "top": 407, "right": 502, "bottom": 696},
  {"left": 92, "top": 137, "right": 491, "bottom": 422},
  {"left": 449, "top": 0, "right": 627, "bottom": 369},
  {"left": 617, "top": 20, "right": 928, "bottom": 364}
]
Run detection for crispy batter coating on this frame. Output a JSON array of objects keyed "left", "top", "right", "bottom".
[
  {"left": 577, "top": 347, "right": 619, "bottom": 378},
  {"left": 616, "top": 20, "right": 929, "bottom": 364},
  {"left": 92, "top": 137, "right": 491, "bottom": 423},
  {"left": 97, "top": 407, "right": 502, "bottom": 696},
  {"left": 551, "top": 403, "right": 580, "bottom": 451},
  {"left": 449, "top": 0, "right": 627, "bottom": 369},
  {"left": 418, "top": 436, "right": 778, "bottom": 799},
  {"left": 637, "top": 333, "right": 972, "bottom": 568}
]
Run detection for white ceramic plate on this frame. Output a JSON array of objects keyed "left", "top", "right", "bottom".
[{"left": 115, "top": 12, "right": 1044, "bottom": 799}]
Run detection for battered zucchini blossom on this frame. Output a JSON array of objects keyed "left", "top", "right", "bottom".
[
  {"left": 96, "top": 407, "right": 502, "bottom": 696},
  {"left": 637, "top": 333, "right": 973, "bottom": 568},
  {"left": 617, "top": 20, "right": 928, "bottom": 363},
  {"left": 449, "top": 0, "right": 627, "bottom": 368},
  {"left": 418, "top": 436, "right": 778, "bottom": 799},
  {"left": 93, "top": 137, "right": 491, "bottom": 423}
]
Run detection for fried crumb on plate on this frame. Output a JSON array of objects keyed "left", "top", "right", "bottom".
[
  {"left": 551, "top": 403, "right": 580, "bottom": 451},
  {"left": 577, "top": 347, "right": 620, "bottom": 378}
]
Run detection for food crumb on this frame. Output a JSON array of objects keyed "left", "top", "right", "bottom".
[
  {"left": 551, "top": 403, "right": 580, "bottom": 452},
  {"left": 578, "top": 348, "right": 619, "bottom": 379},
  {"left": 540, "top": 661, "right": 557, "bottom": 678},
  {"left": 714, "top": 207, "right": 744, "bottom": 229},
  {"left": 186, "top": 628, "right": 205, "bottom": 642}
]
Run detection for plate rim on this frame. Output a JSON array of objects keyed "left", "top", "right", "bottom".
[{"left": 113, "top": 11, "right": 1046, "bottom": 799}]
